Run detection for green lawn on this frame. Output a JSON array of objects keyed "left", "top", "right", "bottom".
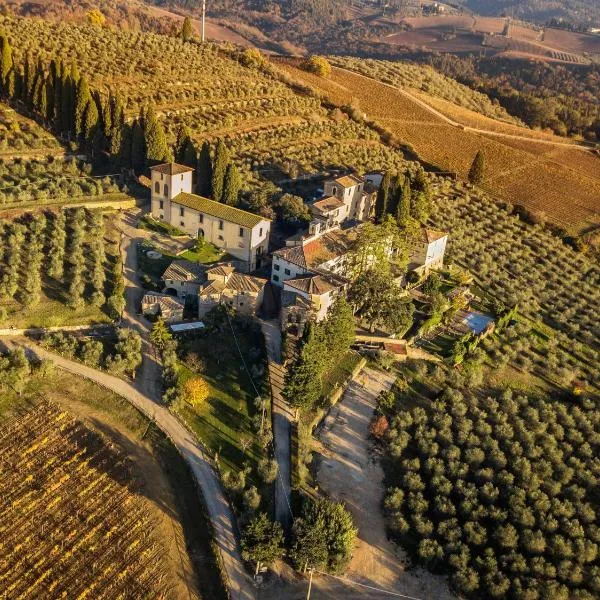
[
  {"left": 1, "top": 295, "right": 112, "bottom": 329},
  {"left": 179, "top": 242, "right": 230, "bottom": 265},
  {"left": 174, "top": 319, "right": 269, "bottom": 478}
]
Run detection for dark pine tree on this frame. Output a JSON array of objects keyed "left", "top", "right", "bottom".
[
  {"left": 211, "top": 139, "right": 229, "bottom": 202},
  {"left": 468, "top": 151, "right": 485, "bottom": 185}
]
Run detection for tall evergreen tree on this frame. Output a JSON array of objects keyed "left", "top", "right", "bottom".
[
  {"left": 143, "top": 105, "right": 171, "bottom": 165},
  {"left": 222, "top": 162, "right": 241, "bottom": 206},
  {"left": 0, "top": 35, "right": 13, "bottom": 93},
  {"left": 60, "top": 71, "right": 73, "bottom": 135},
  {"left": 375, "top": 171, "right": 391, "bottom": 222},
  {"left": 74, "top": 75, "right": 92, "bottom": 138},
  {"left": 196, "top": 140, "right": 212, "bottom": 197},
  {"left": 388, "top": 172, "right": 404, "bottom": 217},
  {"left": 53, "top": 60, "right": 64, "bottom": 131},
  {"left": 131, "top": 119, "right": 146, "bottom": 172},
  {"left": 211, "top": 139, "right": 229, "bottom": 202},
  {"left": 22, "top": 53, "right": 31, "bottom": 105},
  {"left": 397, "top": 179, "right": 412, "bottom": 227},
  {"left": 468, "top": 150, "right": 485, "bottom": 185},
  {"left": 322, "top": 298, "right": 355, "bottom": 366},
  {"left": 83, "top": 97, "right": 99, "bottom": 149},
  {"left": 282, "top": 325, "right": 325, "bottom": 412},
  {"left": 119, "top": 122, "right": 133, "bottom": 169}
]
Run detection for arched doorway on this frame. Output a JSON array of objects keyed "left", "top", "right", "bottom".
[{"left": 198, "top": 229, "right": 205, "bottom": 238}]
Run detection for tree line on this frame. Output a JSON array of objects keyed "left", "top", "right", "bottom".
[{"left": 0, "top": 31, "right": 243, "bottom": 205}]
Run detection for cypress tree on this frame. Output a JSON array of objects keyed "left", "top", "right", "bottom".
[
  {"left": 211, "top": 139, "right": 229, "bottom": 202},
  {"left": 60, "top": 70, "right": 72, "bottom": 135},
  {"left": 37, "top": 80, "right": 48, "bottom": 121},
  {"left": 388, "top": 173, "right": 404, "bottom": 217},
  {"left": 7, "top": 69, "right": 15, "bottom": 99},
  {"left": 222, "top": 162, "right": 242, "bottom": 206},
  {"left": 468, "top": 151, "right": 485, "bottom": 185},
  {"left": 75, "top": 75, "right": 92, "bottom": 138},
  {"left": 22, "top": 53, "right": 31, "bottom": 104},
  {"left": 0, "top": 36, "right": 13, "bottom": 93},
  {"left": 397, "top": 179, "right": 411, "bottom": 226},
  {"left": 375, "top": 171, "right": 391, "bottom": 222},
  {"left": 119, "top": 122, "right": 133, "bottom": 169},
  {"left": 143, "top": 105, "right": 171, "bottom": 165},
  {"left": 196, "top": 140, "right": 212, "bottom": 197},
  {"left": 53, "top": 60, "right": 63, "bottom": 131},
  {"left": 131, "top": 119, "right": 146, "bottom": 172},
  {"left": 83, "top": 97, "right": 99, "bottom": 147},
  {"left": 282, "top": 325, "right": 325, "bottom": 412}
]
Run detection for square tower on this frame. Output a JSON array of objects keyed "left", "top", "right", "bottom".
[{"left": 150, "top": 163, "right": 194, "bottom": 221}]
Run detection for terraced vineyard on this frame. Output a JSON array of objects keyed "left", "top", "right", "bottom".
[
  {"left": 0, "top": 17, "right": 410, "bottom": 191},
  {"left": 0, "top": 401, "right": 169, "bottom": 598},
  {"left": 274, "top": 59, "right": 600, "bottom": 234},
  {"left": 328, "top": 57, "right": 522, "bottom": 124}
]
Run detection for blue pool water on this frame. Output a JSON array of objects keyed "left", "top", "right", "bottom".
[{"left": 463, "top": 312, "right": 494, "bottom": 334}]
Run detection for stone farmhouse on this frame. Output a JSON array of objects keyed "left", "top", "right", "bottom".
[
  {"left": 141, "top": 293, "right": 185, "bottom": 322},
  {"left": 409, "top": 227, "right": 448, "bottom": 276},
  {"left": 308, "top": 174, "right": 377, "bottom": 236},
  {"left": 198, "top": 264, "right": 267, "bottom": 317},
  {"left": 150, "top": 163, "right": 271, "bottom": 272},
  {"left": 271, "top": 226, "right": 365, "bottom": 325},
  {"left": 162, "top": 259, "right": 207, "bottom": 298}
]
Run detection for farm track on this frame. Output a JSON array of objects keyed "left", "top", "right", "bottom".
[{"left": 334, "top": 66, "right": 592, "bottom": 152}]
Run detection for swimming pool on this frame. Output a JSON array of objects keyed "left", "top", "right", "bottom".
[{"left": 462, "top": 311, "right": 494, "bottom": 334}]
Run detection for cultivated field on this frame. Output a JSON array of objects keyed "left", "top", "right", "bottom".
[
  {"left": 0, "top": 208, "right": 121, "bottom": 328},
  {"left": 383, "top": 15, "right": 600, "bottom": 63},
  {"left": 0, "top": 16, "right": 409, "bottom": 189},
  {"left": 0, "top": 401, "right": 170, "bottom": 598},
  {"left": 275, "top": 59, "right": 600, "bottom": 232}
]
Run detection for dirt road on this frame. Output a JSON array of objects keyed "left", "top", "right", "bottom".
[
  {"left": 11, "top": 339, "right": 256, "bottom": 600},
  {"left": 334, "top": 66, "right": 593, "bottom": 152},
  {"left": 316, "top": 367, "right": 457, "bottom": 600}
]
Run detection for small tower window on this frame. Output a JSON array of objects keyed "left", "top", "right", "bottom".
[
  {"left": 154, "top": 182, "right": 159, "bottom": 193},
  {"left": 164, "top": 184, "right": 169, "bottom": 196}
]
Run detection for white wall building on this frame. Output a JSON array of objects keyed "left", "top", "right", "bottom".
[
  {"left": 409, "top": 228, "right": 448, "bottom": 275},
  {"left": 150, "top": 163, "right": 271, "bottom": 272}
]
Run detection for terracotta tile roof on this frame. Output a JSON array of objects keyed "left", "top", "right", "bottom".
[
  {"left": 206, "top": 264, "right": 236, "bottom": 278},
  {"left": 274, "top": 227, "right": 358, "bottom": 270},
  {"left": 150, "top": 162, "right": 195, "bottom": 175},
  {"left": 162, "top": 260, "right": 206, "bottom": 282},
  {"left": 172, "top": 192, "right": 268, "bottom": 228},
  {"left": 422, "top": 228, "right": 448, "bottom": 244},
  {"left": 284, "top": 275, "right": 337, "bottom": 295},
  {"left": 311, "top": 196, "right": 345, "bottom": 214},
  {"left": 333, "top": 174, "right": 363, "bottom": 188},
  {"left": 227, "top": 273, "right": 267, "bottom": 293}
]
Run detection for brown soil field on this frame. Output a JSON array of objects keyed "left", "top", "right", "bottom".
[
  {"left": 274, "top": 59, "right": 600, "bottom": 232},
  {"left": 542, "top": 28, "right": 600, "bottom": 55},
  {"left": 388, "top": 15, "right": 599, "bottom": 60}
]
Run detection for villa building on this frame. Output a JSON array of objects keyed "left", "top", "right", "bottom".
[
  {"left": 162, "top": 259, "right": 207, "bottom": 298},
  {"left": 150, "top": 163, "right": 271, "bottom": 272},
  {"left": 409, "top": 227, "right": 448, "bottom": 276},
  {"left": 308, "top": 173, "right": 377, "bottom": 236}
]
